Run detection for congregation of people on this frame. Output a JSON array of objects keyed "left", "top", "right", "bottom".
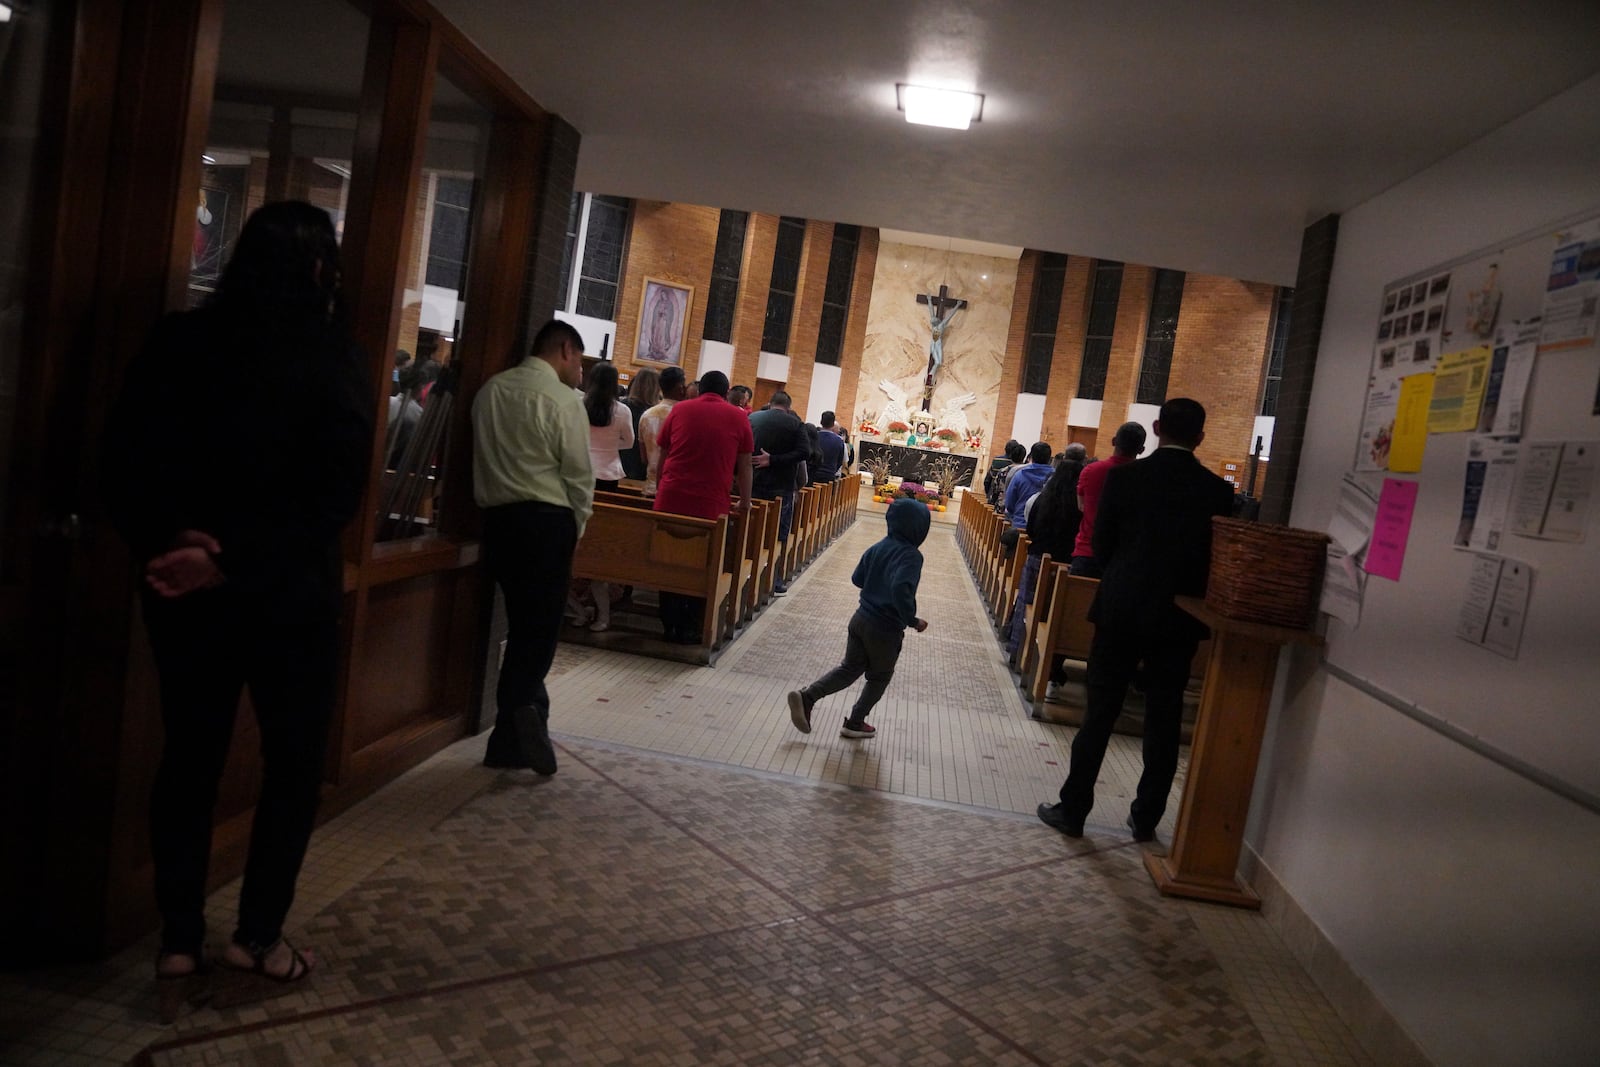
[{"left": 108, "top": 203, "right": 1239, "bottom": 1019}]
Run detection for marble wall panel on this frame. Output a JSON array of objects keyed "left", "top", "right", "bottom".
[{"left": 855, "top": 243, "right": 1018, "bottom": 447}]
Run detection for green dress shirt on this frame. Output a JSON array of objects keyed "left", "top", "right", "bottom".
[{"left": 471, "top": 356, "right": 595, "bottom": 537}]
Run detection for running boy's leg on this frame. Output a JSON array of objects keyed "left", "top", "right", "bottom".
[
  {"left": 846, "top": 616, "right": 904, "bottom": 728},
  {"left": 800, "top": 612, "right": 870, "bottom": 704}
]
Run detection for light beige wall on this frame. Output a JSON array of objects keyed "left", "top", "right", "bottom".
[{"left": 854, "top": 242, "right": 1018, "bottom": 445}]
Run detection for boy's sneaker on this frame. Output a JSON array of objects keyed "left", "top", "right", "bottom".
[
  {"left": 787, "top": 690, "right": 812, "bottom": 734},
  {"left": 840, "top": 719, "right": 876, "bottom": 739}
]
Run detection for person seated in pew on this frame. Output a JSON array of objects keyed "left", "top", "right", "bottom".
[{"left": 652, "top": 370, "right": 753, "bottom": 643}]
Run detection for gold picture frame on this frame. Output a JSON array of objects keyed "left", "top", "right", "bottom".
[{"left": 633, "top": 276, "right": 695, "bottom": 367}]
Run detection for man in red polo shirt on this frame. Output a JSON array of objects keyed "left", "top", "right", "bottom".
[
  {"left": 1069, "top": 422, "right": 1145, "bottom": 577},
  {"left": 652, "top": 370, "right": 754, "bottom": 642}
]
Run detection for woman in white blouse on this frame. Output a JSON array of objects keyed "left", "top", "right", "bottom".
[{"left": 578, "top": 363, "right": 633, "bottom": 630}]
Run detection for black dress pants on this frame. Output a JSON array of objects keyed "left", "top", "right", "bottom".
[
  {"left": 143, "top": 580, "right": 340, "bottom": 956},
  {"left": 1057, "top": 623, "right": 1197, "bottom": 831},
  {"left": 483, "top": 502, "right": 576, "bottom": 763}
]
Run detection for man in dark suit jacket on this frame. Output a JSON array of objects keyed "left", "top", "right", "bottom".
[
  {"left": 749, "top": 391, "right": 811, "bottom": 594},
  {"left": 1038, "top": 398, "right": 1235, "bottom": 841}
]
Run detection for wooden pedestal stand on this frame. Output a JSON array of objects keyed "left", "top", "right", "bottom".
[{"left": 1142, "top": 596, "right": 1322, "bottom": 908}]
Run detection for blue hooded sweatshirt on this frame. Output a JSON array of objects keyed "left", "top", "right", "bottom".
[{"left": 854, "top": 497, "right": 931, "bottom": 630}]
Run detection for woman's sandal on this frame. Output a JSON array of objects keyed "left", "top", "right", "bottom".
[
  {"left": 213, "top": 938, "right": 316, "bottom": 1007},
  {"left": 155, "top": 951, "right": 211, "bottom": 1024}
]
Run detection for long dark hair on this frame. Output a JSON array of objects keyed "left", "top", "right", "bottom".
[
  {"left": 211, "top": 201, "right": 344, "bottom": 333},
  {"left": 585, "top": 362, "right": 620, "bottom": 427},
  {"left": 1028, "top": 459, "right": 1084, "bottom": 540}
]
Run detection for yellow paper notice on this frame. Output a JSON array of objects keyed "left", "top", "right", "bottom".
[
  {"left": 1388, "top": 372, "right": 1434, "bottom": 472},
  {"left": 1426, "top": 345, "right": 1492, "bottom": 433}
]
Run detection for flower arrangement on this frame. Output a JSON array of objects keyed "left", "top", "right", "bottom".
[
  {"left": 965, "top": 426, "right": 986, "bottom": 453},
  {"left": 933, "top": 427, "right": 962, "bottom": 445},
  {"left": 858, "top": 419, "right": 880, "bottom": 436},
  {"left": 886, "top": 420, "right": 911, "bottom": 434},
  {"left": 896, "top": 481, "right": 942, "bottom": 506}
]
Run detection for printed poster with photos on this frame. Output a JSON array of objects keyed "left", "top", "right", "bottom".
[{"left": 1373, "top": 269, "right": 1452, "bottom": 384}]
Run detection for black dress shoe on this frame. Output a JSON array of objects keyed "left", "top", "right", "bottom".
[
  {"left": 511, "top": 704, "right": 558, "bottom": 775},
  {"left": 1126, "top": 815, "right": 1156, "bottom": 842},
  {"left": 1037, "top": 803, "right": 1083, "bottom": 838}
]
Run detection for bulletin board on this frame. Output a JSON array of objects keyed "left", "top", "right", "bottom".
[{"left": 1320, "top": 206, "right": 1600, "bottom": 805}]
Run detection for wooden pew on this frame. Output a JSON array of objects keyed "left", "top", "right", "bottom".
[
  {"left": 1024, "top": 570, "right": 1211, "bottom": 705},
  {"left": 1016, "top": 553, "right": 1059, "bottom": 679},
  {"left": 593, "top": 488, "right": 772, "bottom": 641},
  {"left": 1027, "top": 571, "right": 1100, "bottom": 703},
  {"left": 991, "top": 531, "right": 1029, "bottom": 622},
  {"left": 570, "top": 501, "right": 730, "bottom": 649}
]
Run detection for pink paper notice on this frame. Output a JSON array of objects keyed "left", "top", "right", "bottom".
[{"left": 1365, "top": 477, "right": 1420, "bottom": 581}]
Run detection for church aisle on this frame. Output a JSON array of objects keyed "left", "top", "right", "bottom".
[
  {"left": 1, "top": 508, "right": 1373, "bottom": 1066},
  {"left": 545, "top": 514, "right": 1177, "bottom": 830}
]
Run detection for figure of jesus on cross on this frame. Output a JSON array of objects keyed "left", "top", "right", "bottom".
[{"left": 916, "top": 284, "right": 966, "bottom": 412}]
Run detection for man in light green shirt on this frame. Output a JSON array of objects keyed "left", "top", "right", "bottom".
[{"left": 471, "top": 320, "right": 594, "bottom": 776}]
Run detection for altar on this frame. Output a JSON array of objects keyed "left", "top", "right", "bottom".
[{"left": 857, "top": 439, "right": 979, "bottom": 485}]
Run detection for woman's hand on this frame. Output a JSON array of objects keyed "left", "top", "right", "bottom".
[{"left": 145, "top": 530, "right": 225, "bottom": 598}]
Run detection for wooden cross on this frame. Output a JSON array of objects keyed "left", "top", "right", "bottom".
[{"left": 916, "top": 284, "right": 967, "bottom": 411}]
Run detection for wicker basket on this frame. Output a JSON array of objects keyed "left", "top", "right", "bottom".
[{"left": 1205, "top": 517, "right": 1329, "bottom": 629}]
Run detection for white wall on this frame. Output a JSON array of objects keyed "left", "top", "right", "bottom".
[
  {"left": 805, "top": 362, "right": 842, "bottom": 424},
  {"left": 554, "top": 310, "right": 616, "bottom": 361},
  {"left": 1009, "top": 393, "right": 1045, "bottom": 444},
  {"left": 1250, "top": 73, "right": 1600, "bottom": 1067},
  {"left": 696, "top": 339, "right": 733, "bottom": 380}
]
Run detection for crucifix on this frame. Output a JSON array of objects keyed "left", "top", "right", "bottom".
[{"left": 916, "top": 284, "right": 966, "bottom": 412}]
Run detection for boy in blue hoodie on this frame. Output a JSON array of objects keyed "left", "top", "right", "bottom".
[{"left": 787, "top": 497, "right": 930, "bottom": 739}]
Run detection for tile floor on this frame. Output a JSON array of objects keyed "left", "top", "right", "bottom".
[{"left": 0, "top": 515, "right": 1374, "bottom": 1066}]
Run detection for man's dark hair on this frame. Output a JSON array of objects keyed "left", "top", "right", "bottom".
[
  {"left": 1029, "top": 442, "right": 1053, "bottom": 464},
  {"left": 769, "top": 391, "right": 792, "bottom": 409},
  {"left": 530, "top": 319, "right": 584, "bottom": 358},
  {"left": 659, "top": 366, "right": 686, "bottom": 394},
  {"left": 1006, "top": 441, "right": 1026, "bottom": 464},
  {"left": 394, "top": 349, "right": 412, "bottom": 367},
  {"left": 698, "top": 370, "right": 730, "bottom": 397},
  {"left": 728, "top": 384, "right": 752, "bottom": 405},
  {"left": 820, "top": 410, "right": 836, "bottom": 428},
  {"left": 1111, "top": 421, "right": 1147, "bottom": 455},
  {"left": 1157, "top": 398, "right": 1207, "bottom": 447}
]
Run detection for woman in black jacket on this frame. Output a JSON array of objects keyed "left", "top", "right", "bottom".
[
  {"left": 105, "top": 202, "right": 373, "bottom": 1017},
  {"left": 1005, "top": 457, "right": 1085, "bottom": 661}
]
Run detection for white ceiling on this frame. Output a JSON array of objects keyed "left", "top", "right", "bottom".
[{"left": 432, "top": 1, "right": 1600, "bottom": 284}]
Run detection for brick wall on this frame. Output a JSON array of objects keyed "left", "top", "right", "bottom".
[
  {"left": 729, "top": 213, "right": 780, "bottom": 390},
  {"left": 1040, "top": 256, "right": 1092, "bottom": 445},
  {"left": 1166, "top": 273, "right": 1276, "bottom": 471},
  {"left": 782, "top": 220, "right": 835, "bottom": 419},
  {"left": 1094, "top": 264, "right": 1153, "bottom": 445},
  {"left": 992, "top": 249, "right": 1039, "bottom": 456},
  {"left": 834, "top": 227, "right": 879, "bottom": 430},
  {"left": 612, "top": 200, "right": 720, "bottom": 370}
]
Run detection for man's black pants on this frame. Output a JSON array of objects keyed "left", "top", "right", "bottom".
[
  {"left": 483, "top": 502, "right": 576, "bottom": 763},
  {"left": 1056, "top": 623, "right": 1196, "bottom": 831}
]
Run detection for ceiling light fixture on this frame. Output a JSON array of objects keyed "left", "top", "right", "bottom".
[
  {"left": 0, "top": 4, "right": 13, "bottom": 23},
  {"left": 897, "top": 84, "right": 983, "bottom": 130}
]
